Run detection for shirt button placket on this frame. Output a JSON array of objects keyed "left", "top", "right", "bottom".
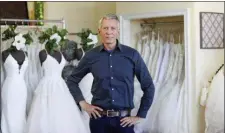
[
  {"left": 109, "top": 53, "right": 113, "bottom": 81},
  {"left": 109, "top": 53, "right": 114, "bottom": 103}
]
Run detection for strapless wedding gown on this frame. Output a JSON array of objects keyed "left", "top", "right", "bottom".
[
  {"left": 26, "top": 52, "right": 90, "bottom": 133},
  {"left": 1, "top": 54, "right": 28, "bottom": 133}
]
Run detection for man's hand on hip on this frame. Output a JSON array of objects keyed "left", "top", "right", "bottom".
[
  {"left": 120, "top": 116, "right": 144, "bottom": 127},
  {"left": 79, "top": 101, "right": 103, "bottom": 119}
]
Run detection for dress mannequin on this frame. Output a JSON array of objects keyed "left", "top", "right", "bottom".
[
  {"left": 2, "top": 48, "right": 26, "bottom": 65},
  {"left": 74, "top": 48, "right": 84, "bottom": 60},
  {"left": 26, "top": 44, "right": 90, "bottom": 133},
  {"left": 1, "top": 46, "right": 28, "bottom": 133},
  {"left": 61, "top": 40, "right": 83, "bottom": 81},
  {"left": 61, "top": 40, "right": 78, "bottom": 62},
  {"left": 39, "top": 49, "right": 62, "bottom": 65}
]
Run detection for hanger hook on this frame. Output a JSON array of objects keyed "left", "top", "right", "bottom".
[{"left": 5, "top": 21, "right": 7, "bottom": 26}]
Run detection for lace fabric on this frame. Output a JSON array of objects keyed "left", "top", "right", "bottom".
[{"left": 205, "top": 67, "right": 224, "bottom": 133}]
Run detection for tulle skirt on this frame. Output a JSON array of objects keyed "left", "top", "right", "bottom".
[{"left": 26, "top": 76, "right": 90, "bottom": 133}]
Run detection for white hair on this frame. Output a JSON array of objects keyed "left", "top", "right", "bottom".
[{"left": 98, "top": 14, "right": 120, "bottom": 29}]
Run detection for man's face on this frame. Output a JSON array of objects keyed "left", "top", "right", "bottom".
[{"left": 98, "top": 19, "right": 119, "bottom": 45}]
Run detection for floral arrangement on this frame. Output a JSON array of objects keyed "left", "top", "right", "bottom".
[
  {"left": 2, "top": 25, "right": 33, "bottom": 51},
  {"left": 38, "top": 25, "right": 68, "bottom": 54},
  {"left": 74, "top": 28, "right": 98, "bottom": 52}
]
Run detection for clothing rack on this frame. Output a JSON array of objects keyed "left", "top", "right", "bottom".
[
  {"left": 140, "top": 21, "right": 184, "bottom": 28},
  {"left": 0, "top": 18, "right": 66, "bottom": 29}
]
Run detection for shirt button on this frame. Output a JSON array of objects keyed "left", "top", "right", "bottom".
[
  {"left": 112, "top": 88, "right": 114, "bottom": 90},
  {"left": 110, "top": 65, "right": 112, "bottom": 68},
  {"left": 111, "top": 77, "right": 113, "bottom": 79},
  {"left": 110, "top": 54, "right": 112, "bottom": 56},
  {"left": 112, "top": 100, "right": 115, "bottom": 102}
]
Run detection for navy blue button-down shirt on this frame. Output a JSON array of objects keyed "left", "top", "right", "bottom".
[{"left": 67, "top": 41, "right": 155, "bottom": 118}]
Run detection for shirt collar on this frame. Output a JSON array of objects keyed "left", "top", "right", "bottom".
[{"left": 99, "top": 39, "right": 123, "bottom": 52}]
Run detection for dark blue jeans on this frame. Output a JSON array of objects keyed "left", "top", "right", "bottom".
[{"left": 89, "top": 116, "right": 135, "bottom": 133}]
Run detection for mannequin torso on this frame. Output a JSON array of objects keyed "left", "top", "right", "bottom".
[
  {"left": 39, "top": 49, "right": 62, "bottom": 65},
  {"left": 2, "top": 49, "right": 26, "bottom": 65}
]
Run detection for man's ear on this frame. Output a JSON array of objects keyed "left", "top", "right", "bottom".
[
  {"left": 98, "top": 28, "right": 100, "bottom": 34},
  {"left": 117, "top": 29, "right": 120, "bottom": 38}
]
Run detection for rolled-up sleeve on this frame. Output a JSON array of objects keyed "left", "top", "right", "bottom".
[
  {"left": 133, "top": 51, "right": 155, "bottom": 118},
  {"left": 66, "top": 54, "right": 90, "bottom": 104}
]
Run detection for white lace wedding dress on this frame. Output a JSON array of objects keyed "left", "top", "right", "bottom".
[
  {"left": 26, "top": 51, "right": 90, "bottom": 133},
  {"left": 205, "top": 66, "right": 224, "bottom": 133},
  {"left": 1, "top": 53, "right": 28, "bottom": 133}
]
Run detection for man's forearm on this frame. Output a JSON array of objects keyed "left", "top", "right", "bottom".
[
  {"left": 137, "top": 83, "right": 155, "bottom": 118},
  {"left": 67, "top": 77, "right": 85, "bottom": 103}
]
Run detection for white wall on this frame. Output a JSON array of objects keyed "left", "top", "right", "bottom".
[
  {"left": 44, "top": 2, "right": 116, "bottom": 40},
  {"left": 116, "top": 2, "right": 194, "bottom": 15}
]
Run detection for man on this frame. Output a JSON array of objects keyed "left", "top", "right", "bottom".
[{"left": 67, "top": 14, "right": 155, "bottom": 133}]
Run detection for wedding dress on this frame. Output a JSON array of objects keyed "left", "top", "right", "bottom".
[
  {"left": 157, "top": 42, "right": 171, "bottom": 85},
  {"left": 1, "top": 53, "right": 28, "bottom": 133},
  {"left": 136, "top": 37, "right": 143, "bottom": 54},
  {"left": 143, "top": 42, "right": 177, "bottom": 133},
  {"left": 147, "top": 33, "right": 156, "bottom": 74},
  {"left": 1, "top": 64, "right": 4, "bottom": 86},
  {"left": 174, "top": 44, "right": 188, "bottom": 133},
  {"left": 157, "top": 44, "right": 184, "bottom": 133},
  {"left": 150, "top": 38, "right": 160, "bottom": 80},
  {"left": 26, "top": 51, "right": 90, "bottom": 133},
  {"left": 24, "top": 30, "right": 44, "bottom": 114},
  {"left": 205, "top": 66, "right": 224, "bottom": 133},
  {"left": 153, "top": 39, "right": 164, "bottom": 83}
]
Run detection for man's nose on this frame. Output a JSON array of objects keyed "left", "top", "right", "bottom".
[{"left": 106, "top": 29, "right": 112, "bottom": 34}]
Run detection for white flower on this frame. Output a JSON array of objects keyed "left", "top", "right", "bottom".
[
  {"left": 87, "top": 33, "right": 98, "bottom": 45},
  {"left": 12, "top": 34, "right": 26, "bottom": 50},
  {"left": 50, "top": 33, "right": 61, "bottom": 45}
]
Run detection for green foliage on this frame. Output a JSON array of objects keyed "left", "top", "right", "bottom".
[
  {"left": 74, "top": 28, "right": 97, "bottom": 52},
  {"left": 2, "top": 25, "right": 33, "bottom": 51},
  {"left": 23, "top": 32, "right": 33, "bottom": 45},
  {"left": 38, "top": 25, "right": 68, "bottom": 54},
  {"left": 2, "top": 25, "right": 17, "bottom": 41}
]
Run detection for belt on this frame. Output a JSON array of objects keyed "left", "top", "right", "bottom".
[{"left": 100, "top": 109, "right": 131, "bottom": 117}]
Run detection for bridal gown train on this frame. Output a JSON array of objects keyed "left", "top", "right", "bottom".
[
  {"left": 1, "top": 53, "right": 28, "bottom": 133},
  {"left": 26, "top": 52, "right": 90, "bottom": 133}
]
